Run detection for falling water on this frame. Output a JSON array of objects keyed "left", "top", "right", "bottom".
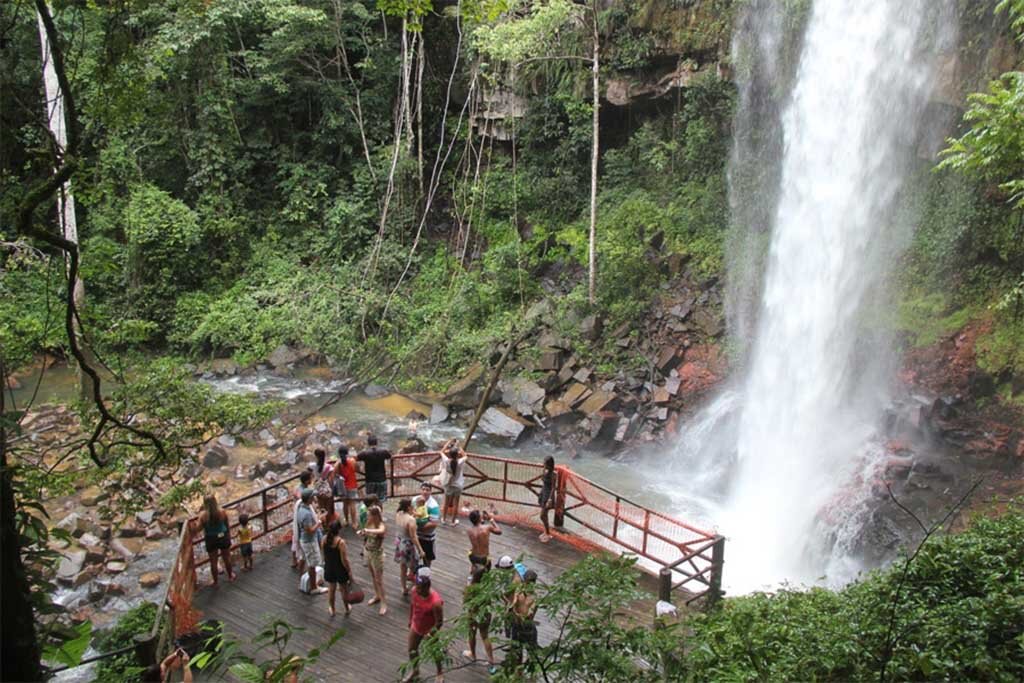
[{"left": 666, "top": 0, "right": 956, "bottom": 592}]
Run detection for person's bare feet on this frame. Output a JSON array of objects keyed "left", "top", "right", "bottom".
[
  {"left": 401, "top": 670, "right": 417, "bottom": 683},
  {"left": 328, "top": 605, "right": 335, "bottom": 617},
  {"left": 379, "top": 604, "right": 388, "bottom": 616},
  {"left": 539, "top": 533, "right": 551, "bottom": 543},
  {"left": 368, "top": 597, "right": 379, "bottom": 606},
  {"left": 462, "top": 650, "right": 475, "bottom": 661}
]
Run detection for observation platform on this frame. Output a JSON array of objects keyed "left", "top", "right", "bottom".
[{"left": 153, "top": 452, "right": 724, "bottom": 680}]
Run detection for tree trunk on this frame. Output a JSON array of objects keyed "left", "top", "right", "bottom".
[
  {"left": 587, "top": 10, "right": 600, "bottom": 306},
  {"left": 416, "top": 30, "right": 425, "bottom": 195},
  {"left": 37, "top": 7, "right": 96, "bottom": 403},
  {"left": 1, "top": 361, "right": 43, "bottom": 682}
]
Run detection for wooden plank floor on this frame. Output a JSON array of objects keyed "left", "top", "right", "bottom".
[{"left": 192, "top": 521, "right": 656, "bottom": 682}]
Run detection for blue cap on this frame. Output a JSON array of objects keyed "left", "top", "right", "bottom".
[{"left": 514, "top": 562, "right": 527, "bottom": 578}]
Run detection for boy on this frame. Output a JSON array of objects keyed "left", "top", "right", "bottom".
[{"left": 238, "top": 513, "right": 254, "bottom": 571}]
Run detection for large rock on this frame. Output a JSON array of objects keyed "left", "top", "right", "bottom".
[
  {"left": 656, "top": 347, "right": 681, "bottom": 375},
  {"left": 209, "top": 358, "right": 240, "bottom": 376},
  {"left": 203, "top": 446, "right": 230, "bottom": 468},
  {"left": 429, "top": 404, "right": 450, "bottom": 425},
  {"left": 217, "top": 434, "right": 237, "bottom": 449},
  {"left": 364, "top": 383, "right": 389, "bottom": 399},
  {"left": 56, "top": 550, "right": 86, "bottom": 584},
  {"left": 537, "top": 348, "right": 564, "bottom": 372},
  {"left": 580, "top": 315, "right": 603, "bottom": 341},
  {"left": 499, "top": 377, "right": 546, "bottom": 417},
  {"left": 577, "top": 391, "right": 618, "bottom": 416},
  {"left": 478, "top": 407, "right": 531, "bottom": 443},
  {"left": 110, "top": 537, "right": 144, "bottom": 560},
  {"left": 268, "top": 344, "right": 300, "bottom": 369},
  {"left": 562, "top": 383, "right": 592, "bottom": 409},
  {"left": 56, "top": 513, "right": 101, "bottom": 539},
  {"left": 443, "top": 362, "right": 486, "bottom": 408},
  {"left": 79, "top": 487, "right": 109, "bottom": 507},
  {"left": 139, "top": 572, "right": 163, "bottom": 589}
]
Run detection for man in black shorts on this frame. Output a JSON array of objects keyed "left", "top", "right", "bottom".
[{"left": 357, "top": 434, "right": 392, "bottom": 501}]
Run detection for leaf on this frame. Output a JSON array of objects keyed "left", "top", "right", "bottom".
[
  {"left": 229, "top": 661, "right": 265, "bottom": 683},
  {"left": 41, "top": 621, "right": 91, "bottom": 668}
]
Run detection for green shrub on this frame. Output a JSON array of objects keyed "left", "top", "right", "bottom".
[{"left": 92, "top": 602, "right": 158, "bottom": 683}]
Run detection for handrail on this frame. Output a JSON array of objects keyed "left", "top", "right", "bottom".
[{"left": 152, "top": 449, "right": 724, "bottom": 662}]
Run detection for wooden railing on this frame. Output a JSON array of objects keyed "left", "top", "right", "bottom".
[{"left": 152, "top": 451, "right": 724, "bottom": 660}]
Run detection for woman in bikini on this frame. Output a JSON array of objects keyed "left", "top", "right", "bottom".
[
  {"left": 322, "top": 520, "right": 354, "bottom": 617},
  {"left": 357, "top": 504, "right": 388, "bottom": 615},
  {"left": 394, "top": 498, "right": 425, "bottom": 597}
]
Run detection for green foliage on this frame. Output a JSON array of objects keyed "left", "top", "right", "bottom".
[
  {"left": 92, "top": 602, "right": 159, "bottom": 683},
  {"left": 894, "top": 292, "right": 974, "bottom": 348}
]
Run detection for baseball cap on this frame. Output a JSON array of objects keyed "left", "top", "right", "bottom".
[
  {"left": 416, "top": 566, "right": 432, "bottom": 583},
  {"left": 496, "top": 555, "right": 514, "bottom": 569},
  {"left": 514, "top": 562, "right": 527, "bottom": 579}
]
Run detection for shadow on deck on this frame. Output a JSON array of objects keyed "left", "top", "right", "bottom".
[{"left": 192, "top": 521, "right": 656, "bottom": 681}]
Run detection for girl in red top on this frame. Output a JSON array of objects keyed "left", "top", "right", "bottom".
[
  {"left": 336, "top": 445, "right": 360, "bottom": 531},
  {"left": 404, "top": 567, "right": 444, "bottom": 683}
]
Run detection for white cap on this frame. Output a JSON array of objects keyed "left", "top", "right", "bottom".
[
  {"left": 416, "top": 566, "right": 432, "bottom": 582},
  {"left": 496, "top": 555, "right": 514, "bottom": 569}
]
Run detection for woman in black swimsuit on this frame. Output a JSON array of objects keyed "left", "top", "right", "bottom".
[{"left": 322, "top": 520, "right": 354, "bottom": 616}]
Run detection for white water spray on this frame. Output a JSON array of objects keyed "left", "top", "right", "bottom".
[{"left": 667, "top": 0, "right": 956, "bottom": 592}]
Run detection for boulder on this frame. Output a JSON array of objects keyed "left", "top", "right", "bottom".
[
  {"left": 209, "top": 358, "right": 240, "bottom": 376},
  {"left": 652, "top": 386, "right": 671, "bottom": 405},
  {"left": 537, "top": 348, "right": 564, "bottom": 371},
  {"left": 656, "top": 347, "right": 681, "bottom": 375},
  {"left": 562, "top": 383, "right": 592, "bottom": 409},
  {"left": 118, "top": 525, "right": 146, "bottom": 538},
  {"left": 665, "top": 377, "right": 682, "bottom": 396},
  {"left": 537, "top": 330, "right": 571, "bottom": 350},
  {"left": 135, "top": 510, "right": 156, "bottom": 527},
  {"left": 145, "top": 527, "right": 167, "bottom": 541},
  {"left": 203, "top": 446, "right": 230, "bottom": 468},
  {"left": 578, "top": 391, "right": 618, "bottom": 416},
  {"left": 580, "top": 315, "right": 603, "bottom": 341},
  {"left": 81, "top": 544, "right": 106, "bottom": 565},
  {"left": 668, "top": 301, "right": 693, "bottom": 321},
  {"left": 216, "top": 434, "right": 237, "bottom": 448},
  {"left": 78, "top": 532, "right": 101, "bottom": 547},
  {"left": 478, "top": 407, "right": 531, "bottom": 443},
  {"left": 364, "top": 383, "right": 389, "bottom": 399},
  {"left": 70, "top": 566, "right": 100, "bottom": 589},
  {"left": 139, "top": 572, "right": 163, "bottom": 589},
  {"left": 546, "top": 365, "right": 576, "bottom": 392},
  {"left": 398, "top": 437, "right": 427, "bottom": 454},
  {"left": 79, "top": 487, "right": 109, "bottom": 507},
  {"left": 105, "top": 560, "right": 127, "bottom": 574},
  {"left": 405, "top": 410, "right": 428, "bottom": 422},
  {"left": 443, "top": 363, "right": 486, "bottom": 408},
  {"left": 280, "top": 450, "right": 299, "bottom": 467},
  {"left": 56, "top": 513, "right": 101, "bottom": 539},
  {"left": 544, "top": 400, "right": 573, "bottom": 421},
  {"left": 429, "top": 404, "right": 450, "bottom": 425},
  {"left": 499, "top": 377, "right": 546, "bottom": 417},
  {"left": 572, "top": 367, "right": 593, "bottom": 384},
  {"left": 268, "top": 344, "right": 300, "bottom": 369},
  {"left": 584, "top": 411, "right": 620, "bottom": 450},
  {"left": 258, "top": 428, "right": 275, "bottom": 442},
  {"left": 56, "top": 550, "right": 86, "bottom": 585},
  {"left": 693, "top": 309, "right": 723, "bottom": 338}
]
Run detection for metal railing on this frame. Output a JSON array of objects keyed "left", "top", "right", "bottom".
[{"left": 151, "top": 451, "right": 724, "bottom": 660}]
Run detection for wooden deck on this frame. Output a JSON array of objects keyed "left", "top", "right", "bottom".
[{"left": 192, "top": 521, "right": 656, "bottom": 682}]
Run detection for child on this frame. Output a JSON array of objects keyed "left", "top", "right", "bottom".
[
  {"left": 357, "top": 494, "right": 380, "bottom": 559},
  {"left": 238, "top": 513, "right": 254, "bottom": 572}
]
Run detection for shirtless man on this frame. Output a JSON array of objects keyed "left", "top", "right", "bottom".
[{"left": 466, "top": 509, "right": 502, "bottom": 570}]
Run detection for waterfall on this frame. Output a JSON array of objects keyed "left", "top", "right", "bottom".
[{"left": 664, "top": 0, "right": 957, "bottom": 593}]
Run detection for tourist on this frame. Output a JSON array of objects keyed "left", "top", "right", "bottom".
[
  {"left": 312, "top": 447, "right": 335, "bottom": 502},
  {"left": 357, "top": 493, "right": 379, "bottom": 559},
  {"left": 319, "top": 489, "right": 339, "bottom": 532},
  {"left": 297, "top": 489, "right": 327, "bottom": 594},
  {"left": 538, "top": 455, "right": 556, "bottom": 543},
  {"left": 238, "top": 513, "right": 254, "bottom": 572},
  {"left": 413, "top": 481, "right": 441, "bottom": 567},
  {"left": 394, "top": 498, "right": 425, "bottom": 597},
  {"left": 335, "top": 445, "right": 359, "bottom": 530},
  {"left": 357, "top": 504, "right": 388, "bottom": 615},
  {"left": 357, "top": 434, "right": 392, "bottom": 502},
  {"left": 438, "top": 442, "right": 467, "bottom": 526},
  {"left": 466, "top": 509, "right": 502, "bottom": 570},
  {"left": 506, "top": 569, "right": 539, "bottom": 672},
  {"left": 322, "top": 520, "right": 355, "bottom": 617},
  {"left": 195, "top": 495, "right": 235, "bottom": 585},
  {"left": 403, "top": 567, "right": 445, "bottom": 683},
  {"left": 462, "top": 565, "right": 498, "bottom": 674},
  {"left": 141, "top": 647, "right": 192, "bottom": 682},
  {"left": 291, "top": 470, "right": 314, "bottom": 570}
]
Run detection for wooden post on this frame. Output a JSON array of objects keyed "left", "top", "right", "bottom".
[
  {"left": 658, "top": 567, "right": 672, "bottom": 603},
  {"left": 388, "top": 457, "right": 395, "bottom": 499},
  {"left": 552, "top": 466, "right": 567, "bottom": 528},
  {"left": 134, "top": 632, "right": 157, "bottom": 668},
  {"left": 707, "top": 534, "right": 726, "bottom": 610}
]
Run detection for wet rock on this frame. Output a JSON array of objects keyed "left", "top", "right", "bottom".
[
  {"left": 665, "top": 377, "right": 682, "bottom": 396},
  {"left": 203, "top": 446, "right": 230, "bottom": 468},
  {"left": 652, "top": 386, "right": 671, "bottom": 405},
  {"left": 81, "top": 544, "right": 106, "bottom": 565},
  {"left": 429, "top": 404, "right": 450, "bottom": 425},
  {"left": 139, "top": 572, "right": 162, "bottom": 589},
  {"left": 668, "top": 301, "right": 693, "bottom": 321},
  {"left": 268, "top": 344, "right": 300, "bottom": 369},
  {"left": 572, "top": 367, "right": 593, "bottom": 384},
  {"left": 217, "top": 434, "right": 237, "bottom": 449},
  {"left": 258, "top": 428, "right": 274, "bottom": 442},
  {"left": 57, "top": 550, "right": 86, "bottom": 584},
  {"left": 655, "top": 407, "right": 670, "bottom": 421},
  {"left": 57, "top": 513, "right": 101, "bottom": 539},
  {"left": 580, "top": 315, "right": 603, "bottom": 341},
  {"left": 78, "top": 532, "right": 101, "bottom": 547},
  {"left": 499, "top": 377, "right": 546, "bottom": 417},
  {"left": 478, "top": 407, "right": 531, "bottom": 443},
  {"left": 584, "top": 411, "right": 620, "bottom": 451},
  {"left": 405, "top": 410, "right": 428, "bottom": 422},
  {"left": 145, "top": 527, "right": 167, "bottom": 541},
  {"left": 71, "top": 606, "right": 95, "bottom": 624},
  {"left": 111, "top": 537, "right": 144, "bottom": 559},
  {"left": 398, "top": 437, "right": 427, "bottom": 454},
  {"left": 118, "top": 525, "right": 145, "bottom": 538},
  {"left": 544, "top": 400, "right": 573, "bottom": 421},
  {"left": 547, "top": 365, "right": 576, "bottom": 392},
  {"left": 105, "top": 561, "right": 128, "bottom": 577},
  {"left": 364, "top": 383, "right": 389, "bottom": 399}
]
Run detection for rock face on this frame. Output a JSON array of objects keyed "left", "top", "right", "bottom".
[
  {"left": 478, "top": 407, "right": 531, "bottom": 443},
  {"left": 443, "top": 363, "right": 486, "bottom": 408},
  {"left": 429, "top": 404, "right": 450, "bottom": 424},
  {"left": 499, "top": 377, "right": 546, "bottom": 417}
]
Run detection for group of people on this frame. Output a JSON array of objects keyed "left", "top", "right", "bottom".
[{"left": 195, "top": 436, "right": 560, "bottom": 681}]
